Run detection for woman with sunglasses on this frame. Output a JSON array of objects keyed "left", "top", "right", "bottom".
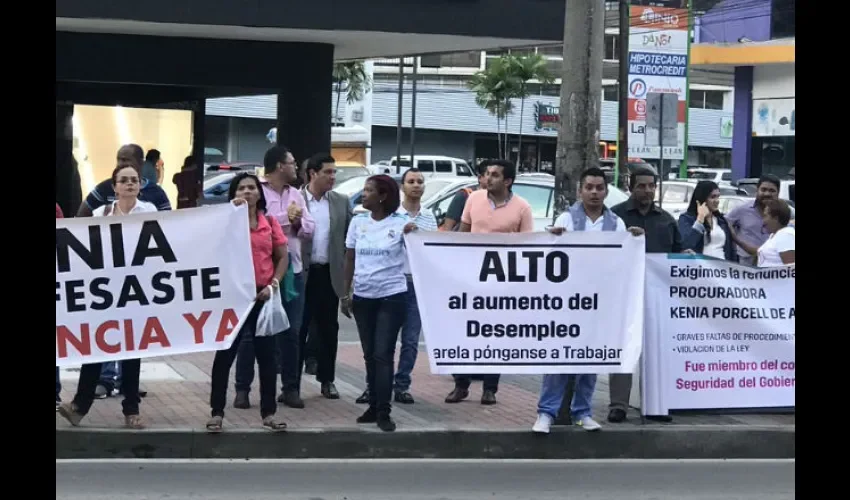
[{"left": 58, "top": 163, "right": 156, "bottom": 429}]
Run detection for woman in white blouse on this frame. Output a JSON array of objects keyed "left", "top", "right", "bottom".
[
  {"left": 58, "top": 163, "right": 156, "bottom": 430},
  {"left": 678, "top": 181, "right": 737, "bottom": 262},
  {"left": 732, "top": 198, "right": 795, "bottom": 267}
]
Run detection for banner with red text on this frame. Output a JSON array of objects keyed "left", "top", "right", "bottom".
[
  {"left": 56, "top": 203, "right": 256, "bottom": 367},
  {"left": 642, "top": 254, "right": 795, "bottom": 414}
]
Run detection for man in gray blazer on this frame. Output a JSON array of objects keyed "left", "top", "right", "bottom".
[{"left": 298, "top": 154, "right": 353, "bottom": 399}]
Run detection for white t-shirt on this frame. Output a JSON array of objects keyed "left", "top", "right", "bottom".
[
  {"left": 703, "top": 223, "right": 727, "bottom": 260},
  {"left": 92, "top": 199, "right": 158, "bottom": 217},
  {"left": 397, "top": 205, "right": 438, "bottom": 275},
  {"left": 553, "top": 210, "right": 626, "bottom": 232},
  {"left": 345, "top": 212, "right": 409, "bottom": 299},
  {"left": 757, "top": 226, "right": 795, "bottom": 267}
]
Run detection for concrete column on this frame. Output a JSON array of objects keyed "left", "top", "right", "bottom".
[
  {"left": 276, "top": 48, "right": 334, "bottom": 163},
  {"left": 731, "top": 67, "right": 753, "bottom": 181}
]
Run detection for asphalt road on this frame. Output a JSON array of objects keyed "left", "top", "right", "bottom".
[{"left": 56, "top": 459, "right": 794, "bottom": 500}]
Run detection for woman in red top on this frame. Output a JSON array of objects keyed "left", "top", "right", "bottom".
[{"left": 206, "top": 172, "right": 289, "bottom": 432}]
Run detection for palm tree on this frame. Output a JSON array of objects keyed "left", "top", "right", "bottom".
[
  {"left": 507, "top": 54, "right": 555, "bottom": 167},
  {"left": 468, "top": 56, "right": 519, "bottom": 159},
  {"left": 332, "top": 61, "right": 372, "bottom": 124}
]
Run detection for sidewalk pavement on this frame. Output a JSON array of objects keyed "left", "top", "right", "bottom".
[{"left": 56, "top": 344, "right": 794, "bottom": 459}]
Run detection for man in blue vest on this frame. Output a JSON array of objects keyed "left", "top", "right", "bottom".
[{"left": 532, "top": 167, "right": 644, "bottom": 434}]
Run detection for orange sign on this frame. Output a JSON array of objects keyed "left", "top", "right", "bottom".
[{"left": 630, "top": 6, "right": 689, "bottom": 30}]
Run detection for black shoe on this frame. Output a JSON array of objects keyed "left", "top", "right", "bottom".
[
  {"left": 394, "top": 391, "right": 415, "bottom": 405},
  {"left": 357, "top": 407, "right": 377, "bottom": 424},
  {"left": 444, "top": 387, "right": 469, "bottom": 403},
  {"left": 321, "top": 383, "right": 340, "bottom": 399},
  {"left": 377, "top": 415, "right": 396, "bottom": 432},
  {"left": 355, "top": 389, "right": 370, "bottom": 404},
  {"left": 607, "top": 408, "right": 627, "bottom": 423},
  {"left": 234, "top": 391, "right": 251, "bottom": 409},
  {"left": 279, "top": 391, "right": 305, "bottom": 409},
  {"left": 480, "top": 390, "right": 497, "bottom": 405},
  {"left": 305, "top": 358, "right": 318, "bottom": 376}
]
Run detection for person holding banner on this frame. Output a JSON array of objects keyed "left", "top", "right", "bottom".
[
  {"left": 729, "top": 199, "right": 795, "bottom": 267},
  {"left": 607, "top": 165, "right": 684, "bottom": 424},
  {"left": 533, "top": 167, "right": 642, "bottom": 434},
  {"left": 58, "top": 163, "right": 159, "bottom": 429},
  {"left": 445, "top": 159, "right": 534, "bottom": 406},
  {"left": 677, "top": 181, "right": 738, "bottom": 262},
  {"left": 235, "top": 145, "right": 314, "bottom": 411},
  {"left": 341, "top": 175, "right": 412, "bottom": 432},
  {"left": 205, "top": 172, "right": 289, "bottom": 433}
]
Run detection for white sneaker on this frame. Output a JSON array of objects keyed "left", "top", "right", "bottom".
[
  {"left": 532, "top": 413, "right": 553, "bottom": 434},
  {"left": 576, "top": 416, "right": 601, "bottom": 431}
]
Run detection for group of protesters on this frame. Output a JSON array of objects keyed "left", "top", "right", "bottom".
[{"left": 57, "top": 143, "right": 795, "bottom": 434}]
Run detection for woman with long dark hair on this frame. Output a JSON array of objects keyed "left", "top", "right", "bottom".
[
  {"left": 205, "top": 172, "right": 289, "bottom": 433},
  {"left": 341, "top": 175, "right": 414, "bottom": 432},
  {"left": 677, "top": 180, "right": 737, "bottom": 261}
]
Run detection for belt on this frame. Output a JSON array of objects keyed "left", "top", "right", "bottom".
[{"left": 310, "top": 263, "right": 330, "bottom": 268}]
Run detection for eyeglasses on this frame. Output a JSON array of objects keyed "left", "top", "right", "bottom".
[{"left": 117, "top": 176, "right": 140, "bottom": 184}]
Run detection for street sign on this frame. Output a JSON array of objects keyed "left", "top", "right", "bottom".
[{"left": 644, "top": 92, "right": 678, "bottom": 147}]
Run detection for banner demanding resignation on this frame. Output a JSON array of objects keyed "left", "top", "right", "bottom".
[
  {"left": 642, "top": 254, "right": 795, "bottom": 414},
  {"left": 405, "top": 231, "right": 646, "bottom": 375},
  {"left": 55, "top": 204, "right": 256, "bottom": 367}
]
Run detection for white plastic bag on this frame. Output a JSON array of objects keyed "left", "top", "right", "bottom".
[{"left": 254, "top": 287, "right": 290, "bottom": 337}]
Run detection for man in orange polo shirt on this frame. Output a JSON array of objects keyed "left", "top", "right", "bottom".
[{"left": 444, "top": 159, "right": 534, "bottom": 406}]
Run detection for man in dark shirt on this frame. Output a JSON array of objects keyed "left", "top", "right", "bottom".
[
  {"left": 608, "top": 166, "right": 684, "bottom": 423},
  {"left": 439, "top": 161, "right": 488, "bottom": 231},
  {"left": 76, "top": 144, "right": 172, "bottom": 217}
]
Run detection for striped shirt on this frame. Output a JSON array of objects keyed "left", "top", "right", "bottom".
[{"left": 397, "top": 204, "right": 438, "bottom": 276}]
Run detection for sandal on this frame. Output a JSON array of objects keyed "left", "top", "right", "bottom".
[
  {"left": 206, "top": 416, "right": 223, "bottom": 433},
  {"left": 124, "top": 414, "right": 145, "bottom": 429},
  {"left": 262, "top": 416, "right": 287, "bottom": 432}
]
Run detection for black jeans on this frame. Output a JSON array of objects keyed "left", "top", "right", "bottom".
[
  {"left": 453, "top": 374, "right": 501, "bottom": 393},
  {"left": 210, "top": 301, "right": 277, "bottom": 418},
  {"left": 352, "top": 292, "right": 407, "bottom": 415},
  {"left": 299, "top": 264, "right": 340, "bottom": 385},
  {"left": 235, "top": 272, "right": 304, "bottom": 394},
  {"left": 71, "top": 358, "right": 141, "bottom": 416}
]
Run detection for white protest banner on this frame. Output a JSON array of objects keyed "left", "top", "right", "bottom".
[
  {"left": 56, "top": 204, "right": 256, "bottom": 367},
  {"left": 642, "top": 254, "right": 795, "bottom": 415},
  {"left": 405, "top": 231, "right": 645, "bottom": 374}
]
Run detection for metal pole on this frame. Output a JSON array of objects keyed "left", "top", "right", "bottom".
[
  {"left": 395, "top": 58, "right": 404, "bottom": 174},
  {"left": 679, "top": 0, "right": 694, "bottom": 179},
  {"left": 615, "top": 0, "right": 630, "bottom": 190},
  {"left": 410, "top": 56, "right": 418, "bottom": 169},
  {"left": 658, "top": 99, "right": 665, "bottom": 208}
]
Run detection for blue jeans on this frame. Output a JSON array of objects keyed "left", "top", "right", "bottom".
[
  {"left": 99, "top": 361, "right": 121, "bottom": 392},
  {"left": 537, "top": 374, "right": 597, "bottom": 420},
  {"left": 393, "top": 279, "right": 420, "bottom": 393},
  {"left": 236, "top": 272, "right": 305, "bottom": 393}
]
